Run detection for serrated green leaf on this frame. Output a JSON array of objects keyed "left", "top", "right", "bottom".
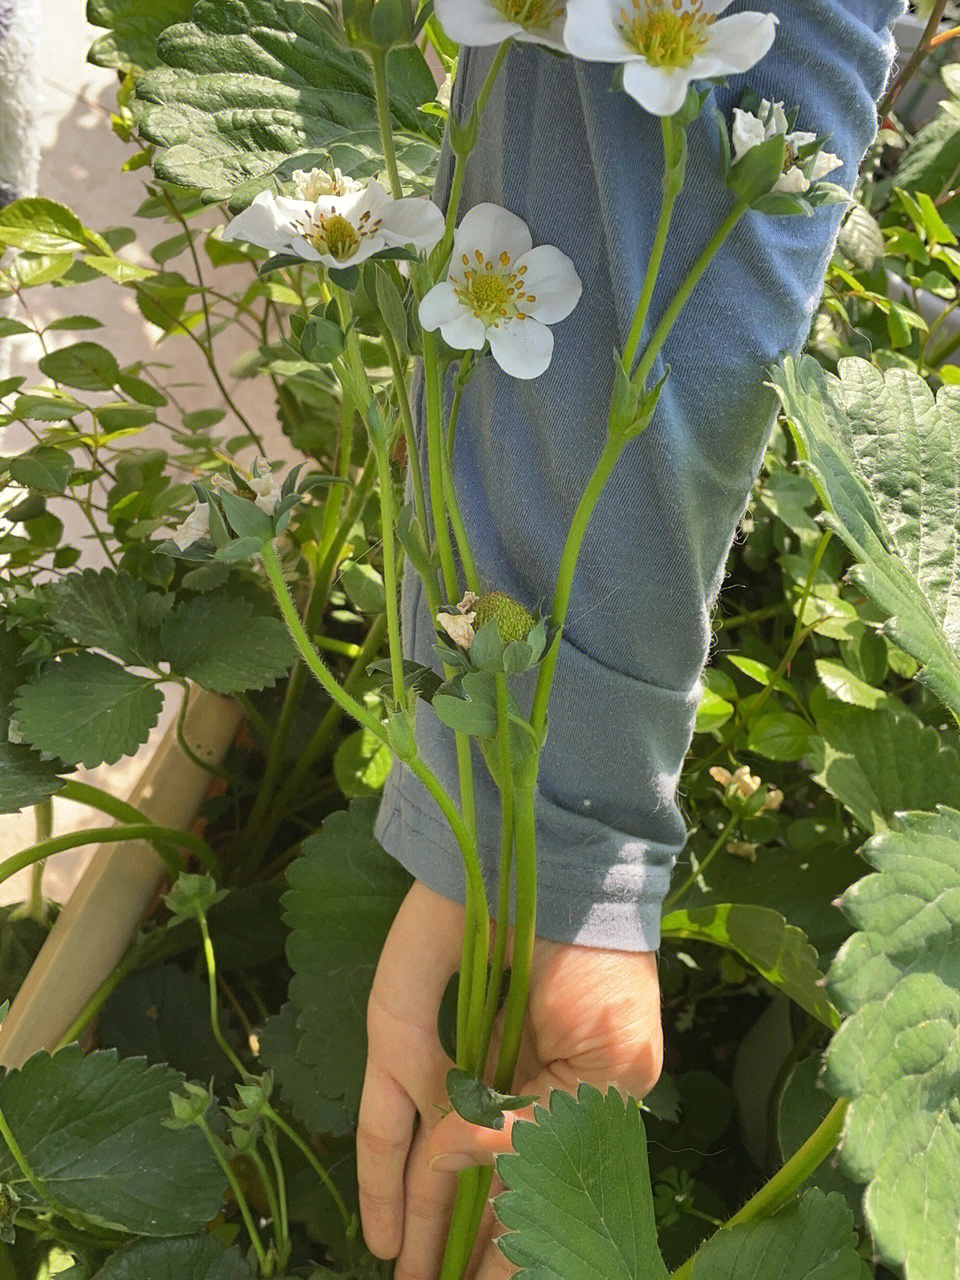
[
  {"left": 90, "top": 1236, "right": 253, "bottom": 1280},
  {"left": 495, "top": 1085, "right": 669, "bottom": 1280},
  {"left": 660, "top": 904, "right": 839, "bottom": 1027},
  {"left": 136, "top": 0, "right": 440, "bottom": 204},
  {"left": 259, "top": 1003, "right": 352, "bottom": 1137},
  {"left": 815, "top": 659, "right": 889, "bottom": 709},
  {"left": 838, "top": 203, "right": 884, "bottom": 271},
  {"left": 0, "top": 633, "right": 65, "bottom": 814},
  {"left": 689, "top": 1190, "right": 861, "bottom": 1279},
  {"left": 0, "top": 1046, "right": 225, "bottom": 1234},
  {"left": 99, "top": 965, "right": 237, "bottom": 1092},
  {"left": 777, "top": 1057, "right": 861, "bottom": 1215},
  {"left": 281, "top": 800, "right": 411, "bottom": 1125},
  {"left": 14, "top": 652, "right": 162, "bottom": 768},
  {"left": 87, "top": 0, "right": 195, "bottom": 72},
  {"left": 810, "top": 691, "right": 960, "bottom": 834},
  {"left": 160, "top": 594, "right": 294, "bottom": 693},
  {"left": 44, "top": 568, "right": 161, "bottom": 667},
  {"left": 746, "top": 711, "right": 814, "bottom": 761},
  {"left": 825, "top": 808, "right": 960, "bottom": 1280},
  {"left": 38, "top": 342, "right": 120, "bottom": 391},
  {"left": 771, "top": 357, "right": 960, "bottom": 719}
]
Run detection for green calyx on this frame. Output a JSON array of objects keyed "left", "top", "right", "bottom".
[{"left": 474, "top": 591, "right": 536, "bottom": 645}]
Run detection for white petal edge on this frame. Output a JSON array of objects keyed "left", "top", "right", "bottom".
[
  {"left": 419, "top": 281, "right": 464, "bottom": 331},
  {"left": 704, "top": 11, "right": 779, "bottom": 75},
  {"left": 380, "top": 196, "right": 446, "bottom": 251},
  {"left": 434, "top": 0, "right": 519, "bottom": 45},
  {"left": 513, "top": 244, "right": 582, "bottom": 324},
  {"left": 439, "top": 312, "right": 488, "bottom": 352},
  {"left": 453, "top": 203, "right": 533, "bottom": 267},
  {"left": 222, "top": 192, "right": 299, "bottom": 251},
  {"left": 731, "top": 109, "right": 767, "bottom": 161},
  {"left": 621, "top": 59, "right": 694, "bottom": 117},
  {"left": 488, "top": 317, "right": 554, "bottom": 380},
  {"left": 514, "top": 13, "right": 568, "bottom": 51},
  {"left": 564, "top": 0, "right": 633, "bottom": 61}
]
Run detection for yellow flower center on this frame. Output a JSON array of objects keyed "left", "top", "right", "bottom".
[
  {"left": 619, "top": 0, "right": 715, "bottom": 67},
  {"left": 317, "top": 214, "right": 360, "bottom": 260},
  {"left": 493, "top": 0, "right": 564, "bottom": 26},
  {"left": 297, "top": 206, "right": 382, "bottom": 262},
  {"left": 454, "top": 250, "right": 540, "bottom": 327}
]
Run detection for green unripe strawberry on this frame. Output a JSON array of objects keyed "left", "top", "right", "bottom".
[{"left": 473, "top": 591, "right": 536, "bottom": 645}]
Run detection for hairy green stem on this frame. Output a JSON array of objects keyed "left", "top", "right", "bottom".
[
  {"left": 199, "top": 1118, "right": 270, "bottom": 1274},
  {"left": 374, "top": 441, "right": 407, "bottom": 707},
  {"left": 371, "top": 51, "right": 404, "bottom": 199},
  {"left": 249, "top": 1142, "right": 287, "bottom": 1265},
  {"left": 198, "top": 911, "right": 248, "bottom": 1080},
  {"left": 0, "top": 824, "right": 221, "bottom": 889},
  {"left": 477, "top": 674, "right": 515, "bottom": 1070},
  {"left": 623, "top": 117, "right": 685, "bottom": 370},
  {"left": 381, "top": 321, "right": 429, "bottom": 539},
  {"left": 670, "top": 1099, "right": 849, "bottom": 1279},
  {"left": 263, "top": 1103, "right": 352, "bottom": 1232}
]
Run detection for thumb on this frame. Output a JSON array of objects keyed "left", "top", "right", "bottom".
[{"left": 427, "top": 1066, "right": 570, "bottom": 1174}]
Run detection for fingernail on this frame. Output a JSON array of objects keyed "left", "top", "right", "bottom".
[{"left": 429, "top": 1152, "right": 475, "bottom": 1173}]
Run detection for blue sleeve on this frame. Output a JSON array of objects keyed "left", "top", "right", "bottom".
[{"left": 376, "top": 0, "right": 903, "bottom": 950}]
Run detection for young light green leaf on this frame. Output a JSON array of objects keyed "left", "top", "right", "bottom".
[
  {"left": 281, "top": 800, "right": 411, "bottom": 1125},
  {"left": 810, "top": 691, "right": 960, "bottom": 834},
  {"left": 495, "top": 1085, "right": 670, "bottom": 1280},
  {"left": 14, "top": 652, "right": 163, "bottom": 768},
  {"left": 745, "top": 711, "right": 814, "bottom": 762},
  {"left": 4, "top": 447, "right": 73, "bottom": 494},
  {"left": 0, "top": 198, "right": 86, "bottom": 254},
  {"left": 340, "top": 560, "right": 386, "bottom": 614},
  {"left": 0, "top": 1046, "right": 225, "bottom": 1235},
  {"left": 772, "top": 357, "right": 960, "bottom": 720},
  {"left": 87, "top": 0, "right": 195, "bottom": 72},
  {"left": 333, "top": 728, "right": 393, "bottom": 798},
  {"left": 660, "top": 904, "right": 839, "bottom": 1027},
  {"left": 825, "top": 807, "right": 960, "bottom": 1280},
  {"left": 689, "top": 1190, "right": 861, "bottom": 1280},
  {"left": 160, "top": 595, "right": 295, "bottom": 693},
  {"left": 446, "top": 1069, "right": 537, "bottom": 1132}
]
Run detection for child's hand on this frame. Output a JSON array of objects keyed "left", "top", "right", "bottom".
[{"left": 357, "top": 880, "right": 663, "bottom": 1279}]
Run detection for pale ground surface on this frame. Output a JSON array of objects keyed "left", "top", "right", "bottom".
[
  {"left": 0, "top": 4, "right": 288, "bottom": 903},
  {"left": 0, "top": 8, "right": 938, "bottom": 906}
]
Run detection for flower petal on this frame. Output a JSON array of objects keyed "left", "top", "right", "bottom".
[
  {"left": 513, "top": 244, "right": 582, "bottom": 324},
  {"left": 513, "top": 9, "right": 568, "bottom": 50},
  {"left": 222, "top": 192, "right": 300, "bottom": 251},
  {"left": 564, "top": 0, "right": 632, "bottom": 61},
  {"left": 419, "top": 281, "right": 463, "bottom": 331},
  {"left": 731, "top": 108, "right": 766, "bottom": 162},
  {"left": 774, "top": 166, "right": 810, "bottom": 194},
  {"left": 704, "top": 11, "right": 779, "bottom": 75},
  {"left": 440, "top": 312, "right": 488, "bottom": 352},
  {"left": 380, "top": 196, "right": 445, "bottom": 251},
  {"left": 314, "top": 235, "right": 384, "bottom": 269},
  {"left": 621, "top": 59, "right": 694, "bottom": 117},
  {"left": 488, "top": 316, "right": 554, "bottom": 380},
  {"left": 434, "top": 0, "right": 519, "bottom": 44},
  {"left": 453, "top": 203, "right": 533, "bottom": 267},
  {"left": 810, "top": 150, "right": 843, "bottom": 182}
]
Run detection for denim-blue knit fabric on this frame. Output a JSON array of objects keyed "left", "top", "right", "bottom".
[{"left": 376, "top": 0, "right": 904, "bottom": 951}]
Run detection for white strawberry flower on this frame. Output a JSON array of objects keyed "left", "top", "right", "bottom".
[
  {"left": 248, "top": 460, "right": 282, "bottom": 515},
  {"left": 564, "top": 0, "right": 778, "bottom": 118},
  {"left": 419, "top": 204, "right": 582, "bottom": 380},
  {"left": 436, "top": 0, "right": 567, "bottom": 49},
  {"left": 221, "top": 178, "right": 444, "bottom": 270},
  {"left": 291, "top": 166, "right": 364, "bottom": 200},
  {"left": 171, "top": 502, "right": 210, "bottom": 550},
  {"left": 732, "top": 99, "right": 843, "bottom": 194}
]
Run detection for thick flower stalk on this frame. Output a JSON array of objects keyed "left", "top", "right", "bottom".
[
  {"left": 420, "top": 203, "right": 582, "bottom": 379},
  {"left": 435, "top": 0, "right": 567, "bottom": 48},
  {"left": 221, "top": 174, "right": 444, "bottom": 267},
  {"left": 564, "top": 0, "right": 778, "bottom": 116},
  {"left": 732, "top": 98, "right": 843, "bottom": 193}
]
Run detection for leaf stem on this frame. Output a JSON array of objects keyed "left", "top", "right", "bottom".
[
  {"left": 373, "top": 440, "right": 407, "bottom": 707},
  {"left": 198, "top": 1118, "right": 270, "bottom": 1274},
  {"left": 0, "top": 823, "right": 220, "bottom": 889},
  {"left": 262, "top": 1103, "right": 352, "bottom": 1233},
  {"left": 198, "top": 910, "right": 248, "bottom": 1080},
  {"left": 662, "top": 812, "right": 740, "bottom": 910},
  {"left": 371, "top": 51, "right": 404, "bottom": 199},
  {"left": 670, "top": 1098, "right": 849, "bottom": 1279}
]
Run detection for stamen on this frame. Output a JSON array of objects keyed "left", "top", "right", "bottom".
[{"left": 619, "top": 0, "right": 715, "bottom": 67}]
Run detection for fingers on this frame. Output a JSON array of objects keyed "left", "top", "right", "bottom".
[
  {"left": 394, "top": 1124, "right": 459, "bottom": 1280},
  {"left": 357, "top": 1061, "right": 417, "bottom": 1258}
]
